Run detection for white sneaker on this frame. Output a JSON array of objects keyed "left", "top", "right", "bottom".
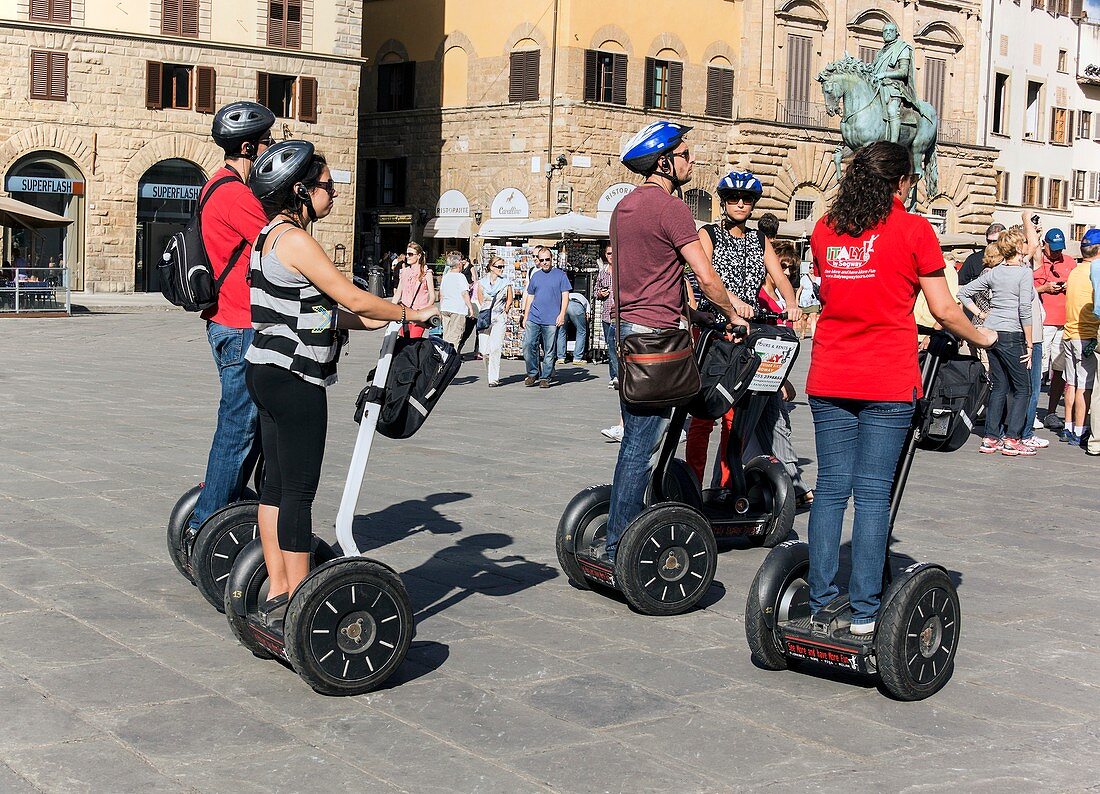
[
  {"left": 601, "top": 426, "right": 624, "bottom": 442},
  {"left": 1033, "top": 416, "right": 1045, "bottom": 430},
  {"left": 1023, "top": 436, "right": 1049, "bottom": 449},
  {"left": 608, "top": 378, "right": 619, "bottom": 390},
  {"left": 850, "top": 621, "right": 876, "bottom": 636}
]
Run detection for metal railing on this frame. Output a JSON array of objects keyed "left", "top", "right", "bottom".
[
  {"left": 776, "top": 100, "right": 840, "bottom": 130},
  {"left": 0, "top": 267, "right": 71, "bottom": 314}
]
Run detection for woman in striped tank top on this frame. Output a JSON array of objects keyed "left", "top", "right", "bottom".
[{"left": 244, "top": 141, "right": 438, "bottom": 628}]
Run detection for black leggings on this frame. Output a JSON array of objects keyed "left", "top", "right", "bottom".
[{"left": 245, "top": 363, "right": 327, "bottom": 553}]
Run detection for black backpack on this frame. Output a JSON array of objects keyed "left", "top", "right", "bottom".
[
  {"left": 158, "top": 175, "right": 248, "bottom": 312},
  {"left": 355, "top": 335, "right": 461, "bottom": 439},
  {"left": 688, "top": 333, "right": 760, "bottom": 420},
  {"left": 917, "top": 352, "right": 989, "bottom": 452}
]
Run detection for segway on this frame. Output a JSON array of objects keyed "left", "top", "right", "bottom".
[
  {"left": 556, "top": 313, "right": 800, "bottom": 616},
  {"left": 165, "top": 459, "right": 264, "bottom": 611},
  {"left": 224, "top": 316, "right": 449, "bottom": 696},
  {"left": 744, "top": 329, "right": 961, "bottom": 700}
]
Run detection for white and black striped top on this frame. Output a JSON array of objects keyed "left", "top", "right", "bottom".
[{"left": 245, "top": 220, "right": 342, "bottom": 387}]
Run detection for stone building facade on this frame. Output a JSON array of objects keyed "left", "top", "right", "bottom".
[
  {"left": 360, "top": 0, "right": 996, "bottom": 268},
  {"left": 0, "top": 0, "right": 362, "bottom": 293}
]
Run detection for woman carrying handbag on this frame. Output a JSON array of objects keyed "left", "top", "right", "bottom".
[{"left": 476, "top": 256, "right": 514, "bottom": 387}]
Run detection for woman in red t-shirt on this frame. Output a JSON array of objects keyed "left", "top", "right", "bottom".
[{"left": 806, "top": 142, "right": 995, "bottom": 635}]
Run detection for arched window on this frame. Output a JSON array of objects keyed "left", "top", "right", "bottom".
[
  {"left": 788, "top": 186, "right": 823, "bottom": 224},
  {"left": 6, "top": 151, "right": 86, "bottom": 290},
  {"left": 684, "top": 189, "right": 714, "bottom": 223},
  {"left": 706, "top": 56, "right": 734, "bottom": 118},
  {"left": 442, "top": 46, "right": 469, "bottom": 108},
  {"left": 646, "top": 48, "right": 683, "bottom": 112},
  {"left": 377, "top": 50, "right": 414, "bottom": 112},
  {"left": 509, "top": 39, "right": 540, "bottom": 103}
]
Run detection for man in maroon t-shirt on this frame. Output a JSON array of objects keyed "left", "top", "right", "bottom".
[
  {"left": 187, "top": 101, "right": 275, "bottom": 536},
  {"left": 601, "top": 121, "right": 740, "bottom": 563}
]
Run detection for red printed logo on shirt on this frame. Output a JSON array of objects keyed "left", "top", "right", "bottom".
[{"left": 825, "top": 234, "right": 879, "bottom": 271}]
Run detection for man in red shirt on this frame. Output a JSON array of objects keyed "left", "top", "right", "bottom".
[
  {"left": 1033, "top": 227, "right": 1075, "bottom": 427},
  {"left": 602, "top": 121, "right": 739, "bottom": 563},
  {"left": 187, "top": 101, "right": 276, "bottom": 537}
]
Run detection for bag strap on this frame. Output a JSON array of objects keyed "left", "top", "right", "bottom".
[
  {"left": 703, "top": 223, "right": 718, "bottom": 247},
  {"left": 249, "top": 220, "right": 296, "bottom": 284},
  {"left": 199, "top": 174, "right": 246, "bottom": 285}
]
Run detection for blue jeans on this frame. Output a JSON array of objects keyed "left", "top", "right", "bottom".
[
  {"left": 523, "top": 321, "right": 557, "bottom": 380},
  {"left": 986, "top": 332, "right": 1030, "bottom": 440},
  {"left": 1023, "top": 341, "right": 1043, "bottom": 440},
  {"left": 556, "top": 301, "right": 588, "bottom": 360},
  {"left": 190, "top": 323, "right": 260, "bottom": 530},
  {"left": 603, "top": 321, "right": 619, "bottom": 381},
  {"left": 605, "top": 322, "right": 672, "bottom": 561},
  {"left": 807, "top": 397, "right": 914, "bottom": 625}
]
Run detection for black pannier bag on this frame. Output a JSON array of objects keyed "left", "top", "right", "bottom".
[
  {"left": 687, "top": 334, "right": 761, "bottom": 420},
  {"left": 355, "top": 335, "right": 461, "bottom": 439},
  {"left": 917, "top": 352, "right": 989, "bottom": 452},
  {"left": 158, "top": 175, "right": 247, "bottom": 312}
]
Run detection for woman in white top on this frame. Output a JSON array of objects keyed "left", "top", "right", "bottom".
[
  {"left": 796, "top": 263, "right": 821, "bottom": 339},
  {"left": 439, "top": 250, "right": 475, "bottom": 351},
  {"left": 476, "top": 256, "right": 515, "bottom": 387}
]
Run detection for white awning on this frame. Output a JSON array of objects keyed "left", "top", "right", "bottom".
[
  {"left": 0, "top": 195, "right": 72, "bottom": 230},
  {"left": 423, "top": 216, "right": 472, "bottom": 239},
  {"left": 476, "top": 219, "right": 531, "bottom": 239},
  {"left": 519, "top": 212, "right": 609, "bottom": 239}
]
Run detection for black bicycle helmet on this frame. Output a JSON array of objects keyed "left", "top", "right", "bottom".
[
  {"left": 248, "top": 140, "right": 316, "bottom": 201},
  {"left": 211, "top": 101, "right": 276, "bottom": 152}
]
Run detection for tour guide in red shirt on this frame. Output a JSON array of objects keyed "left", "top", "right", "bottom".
[
  {"left": 805, "top": 141, "right": 994, "bottom": 635},
  {"left": 187, "top": 101, "right": 276, "bottom": 537},
  {"left": 601, "top": 121, "right": 742, "bottom": 564}
]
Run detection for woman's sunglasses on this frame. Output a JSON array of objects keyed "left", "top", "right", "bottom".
[{"left": 311, "top": 180, "right": 336, "bottom": 197}]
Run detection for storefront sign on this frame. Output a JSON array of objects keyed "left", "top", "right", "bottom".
[
  {"left": 436, "top": 189, "right": 470, "bottom": 218},
  {"left": 491, "top": 188, "right": 529, "bottom": 219},
  {"left": 139, "top": 183, "right": 201, "bottom": 201},
  {"left": 377, "top": 213, "right": 413, "bottom": 225},
  {"left": 596, "top": 182, "right": 634, "bottom": 214},
  {"left": 7, "top": 176, "right": 85, "bottom": 196}
]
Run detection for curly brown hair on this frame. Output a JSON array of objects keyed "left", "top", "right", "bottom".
[{"left": 825, "top": 142, "right": 912, "bottom": 238}]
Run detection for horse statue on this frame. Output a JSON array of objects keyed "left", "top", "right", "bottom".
[{"left": 817, "top": 55, "right": 939, "bottom": 208}]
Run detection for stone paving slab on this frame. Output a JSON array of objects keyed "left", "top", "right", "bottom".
[{"left": 0, "top": 314, "right": 1098, "bottom": 792}]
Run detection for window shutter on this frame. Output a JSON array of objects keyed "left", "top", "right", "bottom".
[
  {"left": 525, "top": 50, "right": 540, "bottom": 101},
  {"left": 787, "top": 35, "right": 812, "bottom": 108},
  {"left": 286, "top": 0, "right": 302, "bottom": 48},
  {"left": 364, "top": 159, "right": 378, "bottom": 206},
  {"left": 706, "top": 67, "right": 734, "bottom": 118},
  {"left": 49, "top": 52, "right": 67, "bottom": 100},
  {"left": 146, "top": 61, "right": 163, "bottom": 109},
  {"left": 667, "top": 61, "right": 682, "bottom": 113},
  {"left": 257, "top": 71, "right": 269, "bottom": 108},
  {"left": 298, "top": 76, "right": 317, "bottom": 122},
  {"left": 32, "top": 0, "right": 70, "bottom": 22},
  {"left": 394, "top": 158, "right": 407, "bottom": 205},
  {"left": 195, "top": 66, "right": 216, "bottom": 113},
  {"left": 30, "top": 50, "right": 49, "bottom": 99},
  {"left": 923, "top": 57, "right": 945, "bottom": 117},
  {"left": 584, "top": 49, "right": 597, "bottom": 102},
  {"left": 509, "top": 51, "right": 524, "bottom": 102},
  {"left": 612, "top": 54, "right": 627, "bottom": 105},
  {"left": 161, "top": 0, "right": 181, "bottom": 36},
  {"left": 403, "top": 62, "right": 416, "bottom": 109},
  {"left": 181, "top": 0, "right": 198, "bottom": 37},
  {"left": 267, "top": 1, "right": 285, "bottom": 47},
  {"left": 30, "top": 0, "right": 49, "bottom": 19},
  {"left": 644, "top": 57, "right": 655, "bottom": 108}
]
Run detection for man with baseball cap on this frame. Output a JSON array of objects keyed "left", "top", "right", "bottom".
[
  {"left": 959, "top": 222, "right": 1007, "bottom": 285},
  {"left": 1034, "top": 226, "right": 1076, "bottom": 430}
]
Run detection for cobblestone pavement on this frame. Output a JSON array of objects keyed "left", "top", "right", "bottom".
[{"left": 1, "top": 314, "right": 1098, "bottom": 793}]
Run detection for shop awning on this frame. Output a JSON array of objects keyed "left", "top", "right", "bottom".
[
  {"left": 516, "top": 212, "right": 609, "bottom": 239},
  {"left": 423, "top": 216, "right": 472, "bottom": 239},
  {"left": 476, "top": 219, "right": 531, "bottom": 239},
  {"left": 0, "top": 195, "right": 72, "bottom": 229}
]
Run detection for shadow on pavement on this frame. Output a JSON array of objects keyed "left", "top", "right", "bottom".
[{"left": 351, "top": 491, "right": 472, "bottom": 554}]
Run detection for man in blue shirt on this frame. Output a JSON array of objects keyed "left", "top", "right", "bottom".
[{"left": 521, "top": 246, "right": 570, "bottom": 387}]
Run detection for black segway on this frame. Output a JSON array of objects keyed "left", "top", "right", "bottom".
[
  {"left": 556, "top": 314, "right": 800, "bottom": 616},
  {"left": 745, "top": 329, "right": 961, "bottom": 700},
  {"left": 224, "top": 316, "right": 453, "bottom": 696}
]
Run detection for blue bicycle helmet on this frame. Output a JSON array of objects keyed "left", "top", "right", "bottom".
[
  {"left": 716, "top": 171, "right": 763, "bottom": 199},
  {"left": 620, "top": 121, "right": 692, "bottom": 175}
]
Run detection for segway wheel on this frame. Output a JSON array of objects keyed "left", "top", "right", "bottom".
[
  {"left": 616, "top": 504, "right": 716, "bottom": 616},
  {"left": 555, "top": 485, "right": 612, "bottom": 589},
  {"left": 193, "top": 501, "right": 260, "bottom": 612},
  {"left": 166, "top": 485, "right": 203, "bottom": 583},
  {"left": 876, "top": 567, "right": 960, "bottom": 701},
  {"left": 284, "top": 559, "right": 413, "bottom": 696},
  {"left": 745, "top": 457, "right": 796, "bottom": 548},
  {"left": 744, "top": 559, "right": 809, "bottom": 670},
  {"left": 224, "top": 536, "right": 337, "bottom": 660}
]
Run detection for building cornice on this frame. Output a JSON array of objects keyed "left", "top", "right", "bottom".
[{"left": 0, "top": 19, "right": 365, "bottom": 66}]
